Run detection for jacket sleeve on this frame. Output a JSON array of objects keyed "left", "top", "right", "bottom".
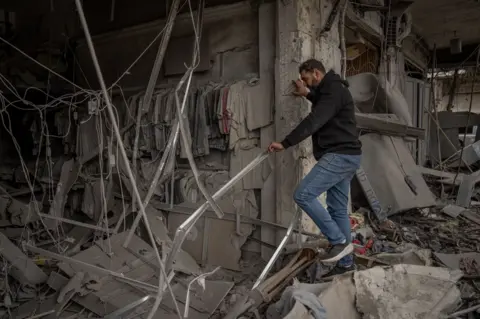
[
  {"left": 281, "top": 91, "right": 339, "bottom": 149},
  {"left": 306, "top": 90, "right": 316, "bottom": 103}
]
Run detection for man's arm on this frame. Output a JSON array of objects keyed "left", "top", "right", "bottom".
[
  {"left": 281, "top": 91, "right": 339, "bottom": 149},
  {"left": 305, "top": 89, "right": 315, "bottom": 103}
]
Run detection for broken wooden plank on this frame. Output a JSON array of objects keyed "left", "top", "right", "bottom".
[
  {"left": 0, "top": 232, "right": 47, "bottom": 285},
  {"left": 461, "top": 209, "right": 480, "bottom": 226}
]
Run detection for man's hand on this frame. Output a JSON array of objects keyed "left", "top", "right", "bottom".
[
  {"left": 292, "top": 79, "right": 309, "bottom": 97},
  {"left": 268, "top": 142, "right": 285, "bottom": 153}
]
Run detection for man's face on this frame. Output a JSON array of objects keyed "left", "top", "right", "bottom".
[{"left": 300, "top": 69, "right": 323, "bottom": 89}]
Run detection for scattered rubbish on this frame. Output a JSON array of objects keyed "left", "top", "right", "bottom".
[{"left": 0, "top": 2, "right": 477, "bottom": 318}]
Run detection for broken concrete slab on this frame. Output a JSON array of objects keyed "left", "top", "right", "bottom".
[
  {"left": 0, "top": 232, "right": 47, "bottom": 285},
  {"left": 354, "top": 265, "right": 462, "bottom": 319}
]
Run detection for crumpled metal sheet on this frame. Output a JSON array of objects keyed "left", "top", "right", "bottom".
[
  {"left": 359, "top": 134, "right": 436, "bottom": 216},
  {"left": 348, "top": 73, "right": 413, "bottom": 126},
  {"left": 354, "top": 265, "right": 462, "bottom": 319},
  {"left": 274, "top": 276, "right": 360, "bottom": 319}
]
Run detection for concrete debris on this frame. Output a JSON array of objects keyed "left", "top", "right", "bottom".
[
  {"left": 354, "top": 265, "right": 462, "bottom": 319},
  {"left": 0, "top": 3, "right": 477, "bottom": 316},
  {"left": 277, "top": 265, "right": 462, "bottom": 319}
]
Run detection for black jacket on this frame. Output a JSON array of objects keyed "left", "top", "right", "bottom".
[{"left": 281, "top": 70, "right": 362, "bottom": 160}]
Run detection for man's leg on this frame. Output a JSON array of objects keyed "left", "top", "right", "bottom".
[
  {"left": 293, "top": 154, "right": 355, "bottom": 262},
  {"left": 327, "top": 177, "right": 355, "bottom": 268}
]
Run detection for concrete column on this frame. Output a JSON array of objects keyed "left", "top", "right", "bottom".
[{"left": 274, "top": 0, "right": 342, "bottom": 241}]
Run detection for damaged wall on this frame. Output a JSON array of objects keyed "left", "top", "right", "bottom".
[
  {"left": 439, "top": 81, "right": 480, "bottom": 113},
  {"left": 274, "top": 0, "right": 385, "bottom": 238},
  {"left": 74, "top": 2, "right": 258, "bottom": 89},
  {"left": 71, "top": 1, "right": 276, "bottom": 265}
]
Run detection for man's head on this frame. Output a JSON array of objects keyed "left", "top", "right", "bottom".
[{"left": 298, "top": 59, "right": 326, "bottom": 89}]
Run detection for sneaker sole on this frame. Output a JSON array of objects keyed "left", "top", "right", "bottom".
[{"left": 320, "top": 243, "right": 354, "bottom": 263}]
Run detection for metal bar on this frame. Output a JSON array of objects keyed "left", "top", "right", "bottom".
[
  {"left": 26, "top": 310, "right": 55, "bottom": 319},
  {"left": 150, "top": 202, "right": 320, "bottom": 237},
  {"left": 174, "top": 69, "right": 223, "bottom": 218},
  {"left": 123, "top": 0, "right": 207, "bottom": 248},
  {"left": 131, "top": 0, "right": 179, "bottom": 213},
  {"left": 142, "top": 0, "right": 180, "bottom": 110},
  {"left": 38, "top": 213, "right": 115, "bottom": 233},
  {"left": 164, "top": 152, "right": 270, "bottom": 274},
  {"left": 252, "top": 208, "right": 300, "bottom": 290},
  {"left": 123, "top": 70, "right": 193, "bottom": 248},
  {"left": 73, "top": 2, "right": 173, "bottom": 317}
]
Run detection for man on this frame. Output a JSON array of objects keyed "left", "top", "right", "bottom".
[{"left": 268, "top": 59, "right": 362, "bottom": 274}]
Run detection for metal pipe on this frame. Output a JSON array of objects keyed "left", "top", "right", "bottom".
[
  {"left": 252, "top": 209, "right": 301, "bottom": 290},
  {"left": 123, "top": 70, "right": 193, "bottom": 248},
  {"left": 164, "top": 152, "right": 269, "bottom": 274},
  {"left": 174, "top": 70, "right": 223, "bottom": 218},
  {"left": 131, "top": 0, "right": 180, "bottom": 213},
  {"left": 26, "top": 310, "right": 55, "bottom": 319},
  {"left": 73, "top": 2, "right": 173, "bottom": 317},
  {"left": 123, "top": 0, "right": 208, "bottom": 248},
  {"left": 142, "top": 0, "right": 180, "bottom": 110},
  {"left": 38, "top": 213, "right": 115, "bottom": 233}
]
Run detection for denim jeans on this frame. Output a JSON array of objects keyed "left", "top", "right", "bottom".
[{"left": 293, "top": 153, "right": 361, "bottom": 267}]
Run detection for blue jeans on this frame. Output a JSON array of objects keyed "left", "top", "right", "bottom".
[{"left": 294, "top": 153, "right": 361, "bottom": 267}]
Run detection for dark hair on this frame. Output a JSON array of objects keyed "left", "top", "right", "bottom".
[{"left": 299, "top": 59, "right": 326, "bottom": 74}]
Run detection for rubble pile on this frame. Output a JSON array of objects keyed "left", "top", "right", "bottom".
[{"left": 3, "top": 81, "right": 480, "bottom": 319}]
